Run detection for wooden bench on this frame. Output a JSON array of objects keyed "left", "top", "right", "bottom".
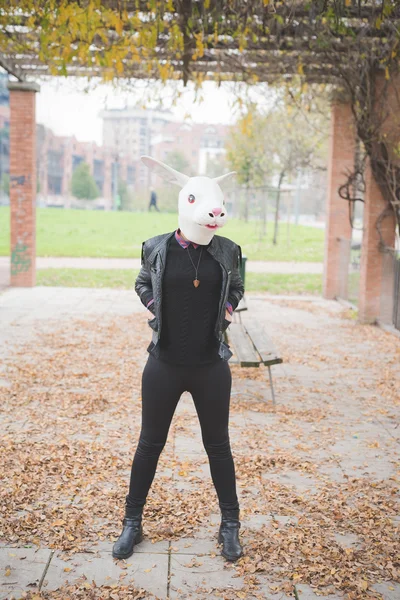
[
  {"left": 225, "top": 321, "right": 283, "bottom": 404},
  {"left": 233, "top": 297, "right": 247, "bottom": 323}
]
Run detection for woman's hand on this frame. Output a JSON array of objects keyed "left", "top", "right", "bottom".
[{"left": 225, "top": 308, "right": 233, "bottom": 322}]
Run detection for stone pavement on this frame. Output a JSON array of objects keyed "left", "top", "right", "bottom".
[
  {"left": 0, "top": 287, "right": 399, "bottom": 600},
  {"left": 0, "top": 263, "right": 9, "bottom": 290},
  {"left": 0, "top": 256, "right": 323, "bottom": 276}
]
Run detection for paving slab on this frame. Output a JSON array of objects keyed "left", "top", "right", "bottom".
[
  {"left": 293, "top": 583, "right": 344, "bottom": 599},
  {"left": 256, "top": 581, "right": 344, "bottom": 599},
  {"left": 371, "top": 582, "right": 400, "bottom": 599},
  {"left": 332, "top": 531, "right": 362, "bottom": 550},
  {"left": 168, "top": 552, "right": 244, "bottom": 599},
  {"left": 42, "top": 549, "right": 168, "bottom": 599},
  {"left": 0, "top": 547, "right": 51, "bottom": 600},
  {"left": 174, "top": 435, "right": 205, "bottom": 456},
  {"left": 261, "top": 470, "right": 320, "bottom": 493},
  {"left": 85, "top": 539, "right": 170, "bottom": 555},
  {"left": 170, "top": 537, "right": 219, "bottom": 556},
  {"left": 241, "top": 513, "right": 273, "bottom": 530}
]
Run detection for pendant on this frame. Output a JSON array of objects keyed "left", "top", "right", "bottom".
[{"left": 193, "top": 279, "right": 200, "bottom": 288}]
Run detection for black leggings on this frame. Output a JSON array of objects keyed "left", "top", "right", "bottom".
[{"left": 126, "top": 353, "right": 239, "bottom": 511}]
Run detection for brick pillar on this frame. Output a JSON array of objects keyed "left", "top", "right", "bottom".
[
  {"left": 8, "top": 81, "right": 40, "bottom": 287},
  {"left": 323, "top": 100, "right": 356, "bottom": 299},
  {"left": 357, "top": 73, "right": 399, "bottom": 324},
  {"left": 358, "top": 161, "right": 396, "bottom": 323}
]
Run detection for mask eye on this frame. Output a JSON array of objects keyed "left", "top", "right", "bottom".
[{"left": 188, "top": 194, "right": 195, "bottom": 203}]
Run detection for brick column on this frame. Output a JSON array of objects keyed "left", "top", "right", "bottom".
[
  {"left": 8, "top": 81, "right": 40, "bottom": 287},
  {"left": 323, "top": 100, "right": 356, "bottom": 299},
  {"left": 358, "top": 161, "right": 396, "bottom": 323},
  {"left": 357, "top": 73, "right": 399, "bottom": 324}
]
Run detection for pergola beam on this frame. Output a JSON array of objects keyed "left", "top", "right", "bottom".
[
  {"left": 90, "top": 0, "right": 400, "bottom": 21},
  {"left": 4, "top": 58, "right": 344, "bottom": 83},
  {"left": 1, "top": 39, "right": 363, "bottom": 83}
]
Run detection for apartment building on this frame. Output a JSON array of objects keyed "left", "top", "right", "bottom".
[{"left": 100, "top": 107, "right": 174, "bottom": 188}]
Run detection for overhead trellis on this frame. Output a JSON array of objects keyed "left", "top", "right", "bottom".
[{"left": 0, "top": 1, "right": 399, "bottom": 86}]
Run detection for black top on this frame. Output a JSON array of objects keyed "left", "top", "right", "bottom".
[{"left": 158, "top": 235, "right": 222, "bottom": 365}]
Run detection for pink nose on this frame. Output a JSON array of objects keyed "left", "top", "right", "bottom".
[{"left": 212, "top": 207, "right": 222, "bottom": 216}]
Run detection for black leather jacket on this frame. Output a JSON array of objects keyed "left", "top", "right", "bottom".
[{"left": 135, "top": 231, "right": 244, "bottom": 361}]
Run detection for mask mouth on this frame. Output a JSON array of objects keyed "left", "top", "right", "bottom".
[{"left": 205, "top": 224, "right": 219, "bottom": 230}]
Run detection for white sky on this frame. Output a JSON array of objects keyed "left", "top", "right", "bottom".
[{"left": 35, "top": 77, "right": 268, "bottom": 146}]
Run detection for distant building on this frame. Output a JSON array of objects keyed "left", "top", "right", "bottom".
[
  {"left": 0, "top": 89, "right": 141, "bottom": 208},
  {"left": 100, "top": 107, "right": 174, "bottom": 188},
  {"left": 35, "top": 124, "right": 139, "bottom": 209},
  {"left": 152, "top": 121, "right": 230, "bottom": 176}
]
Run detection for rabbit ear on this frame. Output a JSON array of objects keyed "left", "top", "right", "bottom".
[
  {"left": 213, "top": 171, "right": 237, "bottom": 190},
  {"left": 141, "top": 155, "right": 190, "bottom": 188}
]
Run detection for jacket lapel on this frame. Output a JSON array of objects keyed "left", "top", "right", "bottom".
[
  {"left": 147, "top": 232, "right": 175, "bottom": 266},
  {"left": 207, "top": 235, "right": 230, "bottom": 271}
]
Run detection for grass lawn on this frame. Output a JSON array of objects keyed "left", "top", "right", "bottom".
[
  {"left": 0, "top": 207, "right": 324, "bottom": 262},
  {"left": 36, "top": 268, "right": 323, "bottom": 295}
]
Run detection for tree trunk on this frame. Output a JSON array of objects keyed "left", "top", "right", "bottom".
[
  {"left": 243, "top": 184, "right": 250, "bottom": 222},
  {"left": 260, "top": 187, "right": 267, "bottom": 239},
  {"left": 273, "top": 171, "right": 285, "bottom": 245},
  {"left": 286, "top": 189, "right": 291, "bottom": 248}
]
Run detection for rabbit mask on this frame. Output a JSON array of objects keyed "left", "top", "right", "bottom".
[{"left": 141, "top": 155, "right": 236, "bottom": 245}]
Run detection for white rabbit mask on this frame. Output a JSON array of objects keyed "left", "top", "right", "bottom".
[{"left": 141, "top": 155, "right": 236, "bottom": 245}]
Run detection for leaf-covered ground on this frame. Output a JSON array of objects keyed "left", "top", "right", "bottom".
[{"left": 0, "top": 293, "right": 399, "bottom": 599}]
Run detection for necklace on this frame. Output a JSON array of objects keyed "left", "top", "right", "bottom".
[{"left": 186, "top": 246, "right": 203, "bottom": 287}]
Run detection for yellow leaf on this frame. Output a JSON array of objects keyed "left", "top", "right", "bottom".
[
  {"left": 385, "top": 66, "right": 390, "bottom": 80},
  {"left": 297, "top": 62, "right": 304, "bottom": 76},
  {"left": 114, "top": 17, "right": 123, "bottom": 36},
  {"left": 51, "top": 519, "right": 66, "bottom": 527},
  {"left": 5, "top": 568, "right": 11, "bottom": 577},
  {"left": 64, "top": 567, "right": 72, "bottom": 572}
]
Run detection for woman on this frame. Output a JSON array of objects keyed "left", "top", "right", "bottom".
[{"left": 112, "top": 157, "right": 244, "bottom": 562}]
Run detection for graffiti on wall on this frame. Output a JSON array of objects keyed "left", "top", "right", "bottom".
[
  {"left": 11, "top": 242, "right": 31, "bottom": 275},
  {"left": 10, "top": 174, "right": 28, "bottom": 187},
  {"left": 10, "top": 172, "right": 33, "bottom": 277}
]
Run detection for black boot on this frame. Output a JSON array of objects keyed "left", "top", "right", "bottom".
[
  {"left": 218, "top": 508, "right": 243, "bottom": 562},
  {"left": 112, "top": 504, "right": 144, "bottom": 560}
]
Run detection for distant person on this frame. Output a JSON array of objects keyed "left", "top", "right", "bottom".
[{"left": 148, "top": 187, "right": 160, "bottom": 212}]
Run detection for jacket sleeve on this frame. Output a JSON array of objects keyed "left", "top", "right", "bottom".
[
  {"left": 227, "top": 244, "right": 244, "bottom": 311},
  {"left": 134, "top": 242, "right": 155, "bottom": 314}
]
